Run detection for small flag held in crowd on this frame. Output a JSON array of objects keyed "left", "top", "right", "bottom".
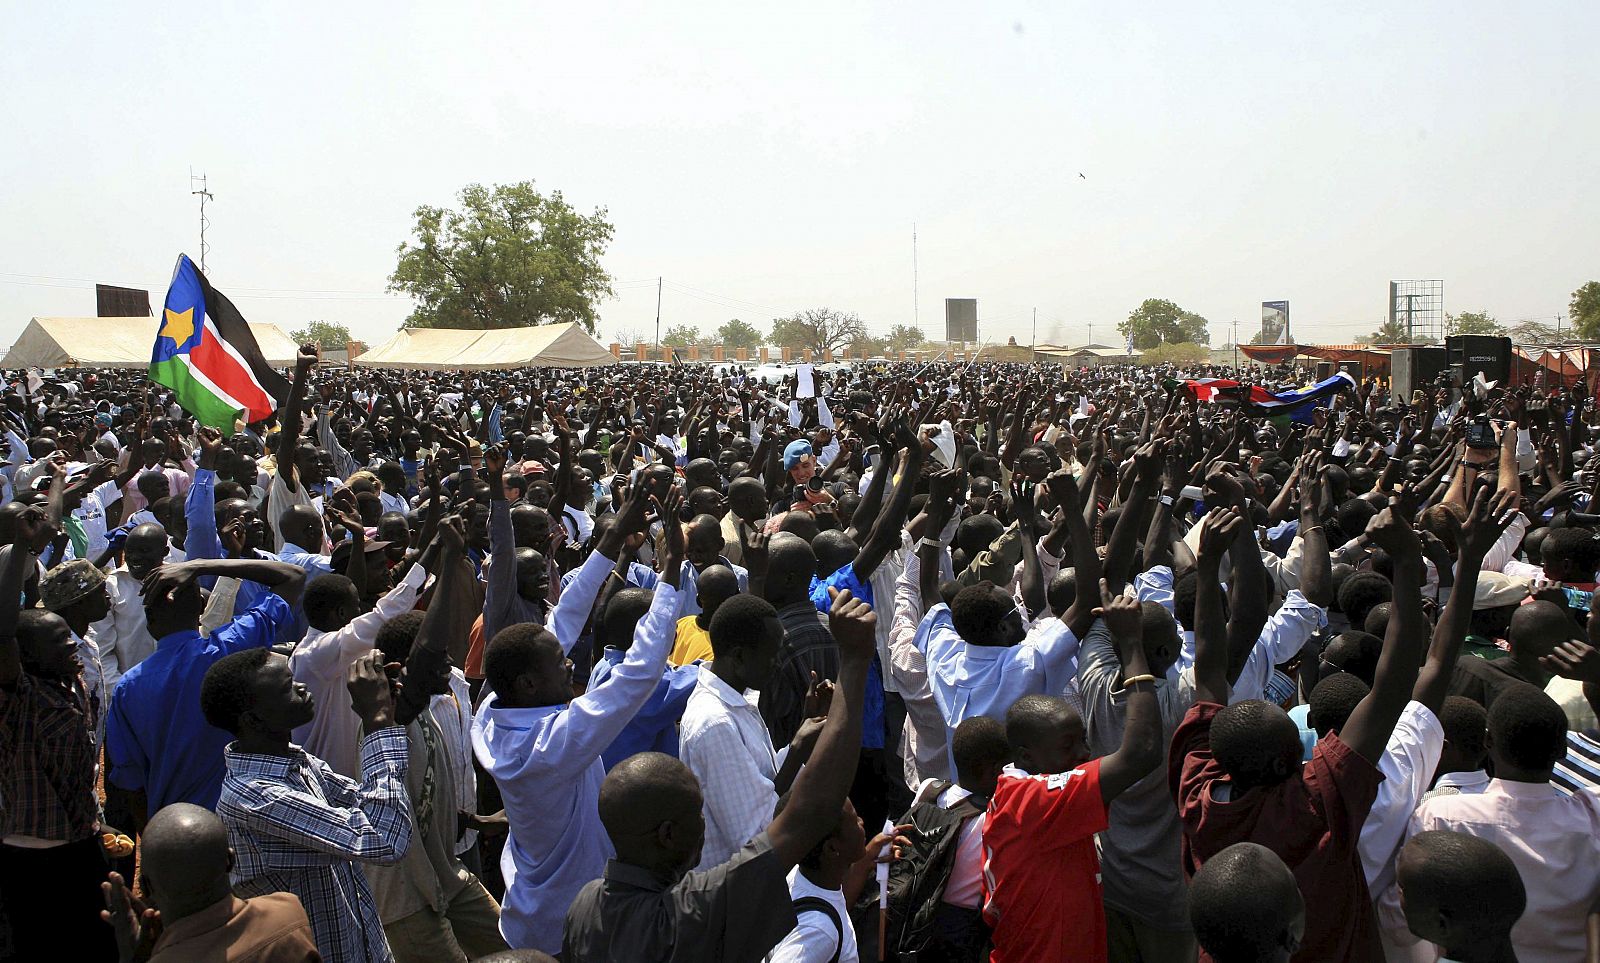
[
  {"left": 1165, "top": 372, "right": 1355, "bottom": 423},
  {"left": 149, "top": 255, "right": 290, "bottom": 429}
]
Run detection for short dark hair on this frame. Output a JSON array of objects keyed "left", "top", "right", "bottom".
[
  {"left": 1190, "top": 842, "right": 1300, "bottom": 962},
  {"left": 1321, "top": 631, "right": 1383, "bottom": 685},
  {"left": 1539, "top": 526, "right": 1600, "bottom": 575},
  {"left": 374, "top": 610, "right": 426, "bottom": 665},
  {"left": 952, "top": 716, "right": 1010, "bottom": 787},
  {"left": 1336, "top": 572, "right": 1392, "bottom": 625},
  {"left": 1005, "top": 694, "right": 1075, "bottom": 750},
  {"left": 951, "top": 582, "right": 1011, "bottom": 646},
  {"left": 597, "top": 588, "right": 655, "bottom": 650},
  {"left": 1211, "top": 700, "right": 1298, "bottom": 787},
  {"left": 1487, "top": 683, "right": 1568, "bottom": 771},
  {"left": 303, "top": 574, "right": 358, "bottom": 628},
  {"left": 1438, "top": 695, "right": 1488, "bottom": 764},
  {"left": 1307, "top": 672, "right": 1369, "bottom": 738},
  {"left": 200, "top": 648, "right": 275, "bottom": 735},
  {"left": 483, "top": 623, "right": 557, "bottom": 696},
  {"left": 708, "top": 594, "right": 778, "bottom": 659}
]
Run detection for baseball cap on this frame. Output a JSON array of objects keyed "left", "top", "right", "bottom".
[{"left": 40, "top": 560, "right": 108, "bottom": 612}]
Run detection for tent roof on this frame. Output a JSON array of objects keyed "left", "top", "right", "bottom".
[
  {"left": 2, "top": 317, "right": 299, "bottom": 369},
  {"left": 355, "top": 323, "right": 617, "bottom": 370}
]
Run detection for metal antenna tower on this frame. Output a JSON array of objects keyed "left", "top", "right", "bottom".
[{"left": 190, "top": 170, "right": 214, "bottom": 272}]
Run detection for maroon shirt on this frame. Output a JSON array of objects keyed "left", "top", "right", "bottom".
[{"left": 1169, "top": 701, "right": 1384, "bottom": 963}]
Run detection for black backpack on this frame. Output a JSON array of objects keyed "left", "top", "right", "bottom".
[
  {"left": 791, "top": 895, "right": 846, "bottom": 963},
  {"left": 883, "top": 780, "right": 988, "bottom": 962}
]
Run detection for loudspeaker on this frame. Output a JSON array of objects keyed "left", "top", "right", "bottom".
[
  {"left": 1392, "top": 346, "right": 1449, "bottom": 401},
  {"left": 1315, "top": 361, "right": 1334, "bottom": 381},
  {"left": 1447, "top": 335, "right": 1511, "bottom": 387}
]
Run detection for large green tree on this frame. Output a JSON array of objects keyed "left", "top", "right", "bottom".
[
  {"left": 716, "top": 319, "right": 763, "bottom": 350},
  {"left": 388, "top": 181, "right": 614, "bottom": 332},
  {"left": 769, "top": 308, "right": 866, "bottom": 354},
  {"left": 885, "top": 323, "right": 927, "bottom": 352},
  {"left": 661, "top": 324, "right": 701, "bottom": 347},
  {"left": 1118, "top": 299, "right": 1210, "bottom": 350},
  {"left": 1446, "top": 310, "right": 1505, "bottom": 336},
  {"left": 1571, "top": 281, "right": 1600, "bottom": 340},
  {"left": 290, "top": 320, "right": 352, "bottom": 349}
]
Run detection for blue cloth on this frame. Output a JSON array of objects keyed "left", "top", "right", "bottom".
[
  {"left": 278, "top": 542, "right": 334, "bottom": 579},
  {"left": 586, "top": 648, "right": 699, "bottom": 770},
  {"left": 105, "top": 593, "right": 293, "bottom": 810},
  {"left": 1266, "top": 519, "right": 1299, "bottom": 559},
  {"left": 679, "top": 557, "right": 749, "bottom": 617},
  {"left": 808, "top": 563, "right": 886, "bottom": 751},
  {"left": 1289, "top": 702, "right": 1316, "bottom": 761},
  {"left": 487, "top": 403, "right": 504, "bottom": 444},
  {"left": 185, "top": 468, "right": 305, "bottom": 646}
]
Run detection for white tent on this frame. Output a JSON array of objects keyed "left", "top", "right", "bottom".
[
  {"left": 356, "top": 323, "right": 617, "bottom": 369},
  {"left": 1, "top": 316, "right": 299, "bottom": 369}
]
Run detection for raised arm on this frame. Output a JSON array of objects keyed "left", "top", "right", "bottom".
[
  {"left": 854, "top": 421, "right": 925, "bottom": 578},
  {"left": 767, "top": 587, "right": 874, "bottom": 870},
  {"left": 1192, "top": 507, "right": 1244, "bottom": 705},
  {"left": 0, "top": 541, "right": 33, "bottom": 687},
  {"left": 1412, "top": 484, "right": 1514, "bottom": 712},
  {"left": 274, "top": 344, "right": 319, "bottom": 494},
  {"left": 1053, "top": 471, "right": 1104, "bottom": 641},
  {"left": 1338, "top": 501, "right": 1427, "bottom": 763},
  {"left": 1093, "top": 583, "right": 1164, "bottom": 802}
]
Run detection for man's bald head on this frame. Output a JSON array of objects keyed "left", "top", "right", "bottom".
[
  {"left": 1507, "top": 600, "right": 1576, "bottom": 663},
  {"left": 764, "top": 532, "right": 817, "bottom": 605},
  {"left": 125, "top": 522, "right": 170, "bottom": 579},
  {"left": 599, "top": 752, "right": 703, "bottom": 839},
  {"left": 1190, "top": 842, "right": 1305, "bottom": 962},
  {"left": 141, "top": 803, "right": 234, "bottom": 921},
  {"left": 278, "top": 503, "right": 323, "bottom": 549}
]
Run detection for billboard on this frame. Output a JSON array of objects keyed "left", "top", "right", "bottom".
[
  {"left": 945, "top": 298, "right": 977, "bottom": 343},
  {"left": 1261, "top": 301, "right": 1289, "bottom": 344},
  {"left": 96, "top": 284, "right": 151, "bottom": 318}
]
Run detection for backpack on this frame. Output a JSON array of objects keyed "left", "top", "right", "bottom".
[
  {"left": 792, "top": 895, "right": 845, "bottom": 963},
  {"left": 883, "top": 780, "right": 988, "bottom": 961}
]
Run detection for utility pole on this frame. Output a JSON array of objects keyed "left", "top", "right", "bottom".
[
  {"left": 190, "top": 169, "right": 213, "bottom": 273},
  {"left": 1232, "top": 319, "right": 1239, "bottom": 368},
  {"left": 1087, "top": 322, "right": 1093, "bottom": 346},
  {"left": 654, "top": 277, "right": 663, "bottom": 353},
  {"left": 1031, "top": 307, "right": 1037, "bottom": 364},
  {"left": 912, "top": 224, "right": 920, "bottom": 334}
]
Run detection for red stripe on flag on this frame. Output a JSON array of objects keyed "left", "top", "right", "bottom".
[{"left": 189, "top": 327, "right": 276, "bottom": 420}]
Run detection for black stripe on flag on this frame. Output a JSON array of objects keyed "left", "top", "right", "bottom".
[{"left": 192, "top": 265, "right": 291, "bottom": 409}]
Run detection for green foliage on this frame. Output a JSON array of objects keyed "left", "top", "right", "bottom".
[
  {"left": 1571, "top": 282, "right": 1600, "bottom": 340},
  {"left": 290, "top": 320, "right": 352, "bottom": 349},
  {"left": 769, "top": 308, "right": 866, "bottom": 354},
  {"left": 1119, "top": 299, "right": 1211, "bottom": 350},
  {"left": 886, "top": 323, "right": 927, "bottom": 352},
  {"left": 851, "top": 335, "right": 887, "bottom": 358},
  {"left": 661, "top": 324, "right": 701, "bottom": 347},
  {"left": 388, "top": 181, "right": 614, "bottom": 333},
  {"left": 1138, "top": 342, "right": 1210, "bottom": 366},
  {"left": 715, "top": 319, "right": 763, "bottom": 350},
  {"left": 1446, "top": 310, "right": 1505, "bottom": 336},
  {"left": 1362, "top": 320, "right": 1436, "bottom": 345}
]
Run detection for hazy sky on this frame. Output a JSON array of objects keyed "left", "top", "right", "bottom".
[{"left": 3, "top": 2, "right": 1596, "bottom": 353}]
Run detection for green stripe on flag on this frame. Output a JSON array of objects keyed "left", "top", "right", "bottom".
[{"left": 150, "top": 357, "right": 244, "bottom": 429}]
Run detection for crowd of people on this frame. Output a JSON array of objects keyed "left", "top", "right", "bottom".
[{"left": 2, "top": 344, "right": 1600, "bottom": 963}]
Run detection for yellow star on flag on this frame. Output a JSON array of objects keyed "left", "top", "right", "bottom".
[{"left": 160, "top": 306, "right": 196, "bottom": 344}]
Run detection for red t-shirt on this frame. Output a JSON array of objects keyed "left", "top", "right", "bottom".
[
  {"left": 1169, "top": 701, "right": 1384, "bottom": 963},
  {"left": 980, "top": 759, "right": 1110, "bottom": 963}
]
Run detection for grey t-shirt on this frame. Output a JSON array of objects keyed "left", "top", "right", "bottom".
[
  {"left": 1077, "top": 618, "right": 1196, "bottom": 931},
  {"left": 563, "top": 831, "right": 797, "bottom": 963}
]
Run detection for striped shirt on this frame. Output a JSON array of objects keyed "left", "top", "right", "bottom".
[
  {"left": 219, "top": 728, "right": 413, "bottom": 963},
  {"left": 1553, "top": 731, "right": 1600, "bottom": 795}
]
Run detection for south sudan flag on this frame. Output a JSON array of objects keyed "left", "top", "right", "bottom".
[{"left": 150, "top": 255, "right": 289, "bottom": 429}]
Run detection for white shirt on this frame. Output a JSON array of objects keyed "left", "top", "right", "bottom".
[
  {"left": 680, "top": 664, "right": 780, "bottom": 871},
  {"left": 89, "top": 567, "right": 161, "bottom": 691},
  {"left": 432, "top": 669, "right": 480, "bottom": 857},
  {"left": 69, "top": 480, "right": 123, "bottom": 560},
  {"left": 1365, "top": 703, "right": 1445, "bottom": 957},
  {"left": 919, "top": 779, "right": 984, "bottom": 910},
  {"left": 765, "top": 867, "right": 860, "bottom": 963},
  {"left": 288, "top": 564, "right": 426, "bottom": 778},
  {"left": 889, "top": 549, "right": 953, "bottom": 788},
  {"left": 1411, "top": 779, "right": 1600, "bottom": 963}
]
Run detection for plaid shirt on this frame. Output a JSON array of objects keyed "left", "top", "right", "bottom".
[
  {"left": 219, "top": 728, "right": 413, "bottom": 963},
  {"left": 0, "top": 671, "right": 99, "bottom": 842}
]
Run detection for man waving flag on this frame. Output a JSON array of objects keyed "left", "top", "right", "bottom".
[{"left": 149, "top": 254, "right": 289, "bottom": 429}]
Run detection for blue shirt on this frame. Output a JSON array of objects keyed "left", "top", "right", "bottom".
[
  {"left": 185, "top": 468, "right": 306, "bottom": 645},
  {"left": 586, "top": 647, "right": 699, "bottom": 771},
  {"left": 809, "top": 562, "right": 886, "bottom": 750},
  {"left": 471, "top": 582, "right": 681, "bottom": 954},
  {"left": 105, "top": 593, "right": 293, "bottom": 811},
  {"left": 278, "top": 541, "right": 334, "bottom": 579},
  {"left": 680, "top": 557, "right": 749, "bottom": 617}
]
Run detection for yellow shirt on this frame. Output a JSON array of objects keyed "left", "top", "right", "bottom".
[{"left": 671, "top": 615, "right": 714, "bottom": 666}]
